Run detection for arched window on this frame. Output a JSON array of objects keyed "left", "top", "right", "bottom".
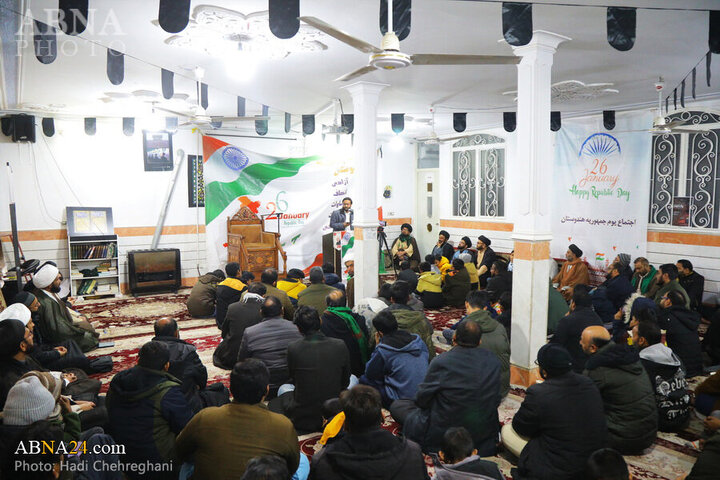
[{"left": 451, "top": 134, "right": 506, "bottom": 218}]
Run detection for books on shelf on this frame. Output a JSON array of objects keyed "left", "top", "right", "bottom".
[{"left": 71, "top": 243, "right": 117, "bottom": 260}]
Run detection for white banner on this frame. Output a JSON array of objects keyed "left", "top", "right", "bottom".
[
  {"left": 202, "top": 135, "right": 355, "bottom": 272},
  {"left": 551, "top": 113, "right": 653, "bottom": 268}
]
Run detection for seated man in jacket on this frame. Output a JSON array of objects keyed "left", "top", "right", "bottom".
[
  {"left": 551, "top": 286, "right": 603, "bottom": 373},
  {"left": 237, "top": 296, "right": 303, "bottom": 397},
  {"left": 631, "top": 257, "right": 659, "bottom": 298},
  {"left": 311, "top": 385, "right": 429, "bottom": 480},
  {"left": 653, "top": 263, "right": 691, "bottom": 309},
  {"left": 213, "top": 282, "right": 266, "bottom": 370},
  {"left": 215, "top": 262, "right": 247, "bottom": 329},
  {"left": 176, "top": 359, "right": 300, "bottom": 479},
  {"left": 243, "top": 268, "right": 296, "bottom": 321},
  {"left": 658, "top": 289, "right": 704, "bottom": 377},
  {"left": 321, "top": 290, "right": 370, "bottom": 377},
  {"left": 442, "top": 258, "right": 471, "bottom": 308},
  {"left": 459, "top": 252, "right": 479, "bottom": 291},
  {"left": 297, "top": 267, "right": 337, "bottom": 317},
  {"left": 153, "top": 317, "right": 229, "bottom": 413},
  {"left": 31, "top": 263, "right": 98, "bottom": 352},
  {"left": 415, "top": 261, "right": 444, "bottom": 309},
  {"left": 360, "top": 310, "right": 429, "bottom": 407},
  {"left": 106, "top": 341, "right": 193, "bottom": 479},
  {"left": 0, "top": 319, "right": 44, "bottom": 409},
  {"left": 486, "top": 260, "right": 512, "bottom": 304},
  {"left": 465, "top": 291, "right": 510, "bottom": 397},
  {"left": 390, "top": 320, "right": 501, "bottom": 455},
  {"left": 397, "top": 260, "right": 419, "bottom": 292},
  {"left": 677, "top": 259, "right": 705, "bottom": 312},
  {"left": 633, "top": 317, "right": 691, "bottom": 432},
  {"left": 322, "top": 262, "right": 346, "bottom": 292},
  {"left": 276, "top": 268, "right": 307, "bottom": 305},
  {"left": 186, "top": 269, "right": 224, "bottom": 317},
  {"left": 581, "top": 326, "right": 658, "bottom": 454},
  {"left": 433, "top": 230, "right": 455, "bottom": 263},
  {"left": 378, "top": 281, "right": 435, "bottom": 359},
  {"left": 269, "top": 306, "right": 350, "bottom": 433},
  {"left": 502, "top": 343, "right": 607, "bottom": 480},
  {"left": 433, "top": 427, "right": 504, "bottom": 480}
]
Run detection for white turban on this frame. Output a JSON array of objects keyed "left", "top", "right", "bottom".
[
  {"left": 0, "top": 303, "right": 32, "bottom": 326},
  {"left": 344, "top": 251, "right": 354, "bottom": 264},
  {"left": 32, "top": 263, "right": 59, "bottom": 289}
]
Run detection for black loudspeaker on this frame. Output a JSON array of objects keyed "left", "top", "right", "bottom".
[{"left": 4, "top": 114, "right": 37, "bottom": 143}]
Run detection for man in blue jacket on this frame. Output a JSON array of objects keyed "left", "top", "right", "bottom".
[
  {"left": 360, "top": 310, "right": 429, "bottom": 407},
  {"left": 106, "top": 341, "right": 193, "bottom": 479}
]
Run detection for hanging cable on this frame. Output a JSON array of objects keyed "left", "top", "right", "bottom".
[
  {"left": 39, "top": 129, "right": 83, "bottom": 205},
  {"left": 29, "top": 143, "right": 64, "bottom": 224}
]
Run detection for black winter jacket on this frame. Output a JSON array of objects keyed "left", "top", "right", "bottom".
[
  {"left": 550, "top": 306, "right": 603, "bottom": 373},
  {"left": 310, "top": 428, "right": 429, "bottom": 480},
  {"left": 639, "top": 343, "right": 691, "bottom": 432},
  {"left": 152, "top": 335, "right": 207, "bottom": 412},
  {"left": 512, "top": 372, "right": 608, "bottom": 480},
  {"left": 403, "top": 346, "right": 501, "bottom": 455},
  {"left": 584, "top": 342, "right": 658, "bottom": 454},
  {"left": 657, "top": 305, "right": 704, "bottom": 377},
  {"left": 213, "top": 297, "right": 263, "bottom": 370},
  {"left": 106, "top": 366, "right": 193, "bottom": 479}
]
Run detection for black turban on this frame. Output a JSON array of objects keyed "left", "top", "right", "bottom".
[
  {"left": 568, "top": 244, "right": 583, "bottom": 258},
  {"left": 478, "top": 235, "right": 491, "bottom": 247}
]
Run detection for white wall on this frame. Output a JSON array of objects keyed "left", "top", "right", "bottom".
[{"left": 0, "top": 117, "right": 206, "bottom": 287}]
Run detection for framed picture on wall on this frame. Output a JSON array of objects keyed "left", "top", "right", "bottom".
[
  {"left": 188, "top": 154, "right": 205, "bottom": 207},
  {"left": 671, "top": 197, "right": 691, "bottom": 227},
  {"left": 143, "top": 131, "right": 173, "bottom": 171}
]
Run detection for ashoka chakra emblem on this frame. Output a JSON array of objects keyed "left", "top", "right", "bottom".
[{"left": 222, "top": 147, "right": 249, "bottom": 171}]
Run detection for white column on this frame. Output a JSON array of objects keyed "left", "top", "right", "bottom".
[
  {"left": 343, "top": 82, "right": 388, "bottom": 301},
  {"left": 510, "top": 31, "right": 570, "bottom": 382}
]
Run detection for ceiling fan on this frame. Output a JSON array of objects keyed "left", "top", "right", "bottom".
[
  {"left": 300, "top": 0, "right": 518, "bottom": 83},
  {"left": 153, "top": 67, "right": 268, "bottom": 130},
  {"left": 414, "top": 109, "right": 467, "bottom": 144},
  {"left": 623, "top": 79, "right": 710, "bottom": 135}
]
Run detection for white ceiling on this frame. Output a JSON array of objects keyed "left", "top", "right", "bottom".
[{"left": 8, "top": 0, "right": 720, "bottom": 136}]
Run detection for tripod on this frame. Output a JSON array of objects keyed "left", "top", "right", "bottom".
[{"left": 377, "top": 227, "right": 398, "bottom": 277}]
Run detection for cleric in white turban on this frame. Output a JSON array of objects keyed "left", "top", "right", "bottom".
[
  {"left": 32, "top": 263, "right": 60, "bottom": 290},
  {"left": 31, "top": 262, "right": 99, "bottom": 352},
  {"left": 0, "top": 303, "right": 32, "bottom": 327}
]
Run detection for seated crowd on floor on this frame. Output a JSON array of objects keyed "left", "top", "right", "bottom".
[{"left": 0, "top": 230, "right": 719, "bottom": 480}]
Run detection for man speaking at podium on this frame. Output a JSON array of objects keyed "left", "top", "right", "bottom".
[{"left": 330, "top": 197, "right": 354, "bottom": 232}]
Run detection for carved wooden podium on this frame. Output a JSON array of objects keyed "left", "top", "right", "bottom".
[{"left": 227, "top": 207, "right": 287, "bottom": 279}]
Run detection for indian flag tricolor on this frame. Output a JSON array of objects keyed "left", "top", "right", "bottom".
[
  {"left": 595, "top": 252, "right": 605, "bottom": 262},
  {"left": 202, "top": 136, "right": 320, "bottom": 224}
]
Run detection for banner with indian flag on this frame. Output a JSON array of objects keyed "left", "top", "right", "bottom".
[{"left": 202, "top": 135, "right": 355, "bottom": 272}]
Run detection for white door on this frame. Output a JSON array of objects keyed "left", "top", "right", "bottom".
[{"left": 416, "top": 170, "right": 439, "bottom": 257}]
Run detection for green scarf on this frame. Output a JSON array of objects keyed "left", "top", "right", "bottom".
[
  {"left": 326, "top": 306, "right": 369, "bottom": 364},
  {"left": 398, "top": 234, "right": 412, "bottom": 244}
]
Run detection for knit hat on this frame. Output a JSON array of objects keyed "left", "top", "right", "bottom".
[
  {"left": 20, "top": 371, "right": 62, "bottom": 420},
  {"left": 32, "top": 263, "right": 59, "bottom": 289},
  {"left": 401, "top": 223, "right": 413, "bottom": 233},
  {"left": 287, "top": 268, "right": 306, "bottom": 280},
  {"left": 478, "top": 235, "right": 491, "bottom": 247},
  {"left": 536, "top": 343, "right": 573, "bottom": 376},
  {"left": 0, "top": 319, "right": 26, "bottom": 357},
  {"left": 0, "top": 303, "right": 32, "bottom": 326},
  {"left": 459, "top": 252, "right": 473, "bottom": 264},
  {"left": 1, "top": 376, "right": 56, "bottom": 426},
  {"left": 617, "top": 253, "right": 631, "bottom": 270},
  {"left": 13, "top": 291, "right": 37, "bottom": 308},
  {"left": 568, "top": 244, "right": 583, "bottom": 258}
]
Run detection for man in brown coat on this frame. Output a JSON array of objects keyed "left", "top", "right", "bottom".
[
  {"left": 186, "top": 270, "right": 224, "bottom": 317},
  {"left": 175, "top": 359, "right": 300, "bottom": 479},
  {"left": 298, "top": 267, "right": 338, "bottom": 316},
  {"left": 553, "top": 244, "right": 590, "bottom": 301}
]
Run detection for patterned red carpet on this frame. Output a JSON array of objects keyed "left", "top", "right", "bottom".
[{"left": 76, "top": 292, "right": 701, "bottom": 480}]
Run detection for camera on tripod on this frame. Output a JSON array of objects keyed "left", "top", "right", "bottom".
[{"left": 377, "top": 220, "right": 387, "bottom": 235}]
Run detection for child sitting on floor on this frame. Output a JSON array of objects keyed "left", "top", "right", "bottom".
[{"left": 432, "top": 427, "right": 504, "bottom": 480}]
